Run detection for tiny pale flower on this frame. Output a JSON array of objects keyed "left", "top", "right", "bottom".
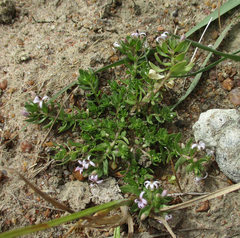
[
  {"left": 113, "top": 42, "right": 120, "bottom": 48},
  {"left": 79, "top": 156, "right": 96, "bottom": 169},
  {"left": 158, "top": 214, "right": 173, "bottom": 223},
  {"left": 148, "top": 69, "right": 165, "bottom": 80},
  {"left": 131, "top": 31, "right": 146, "bottom": 38},
  {"left": 144, "top": 180, "right": 160, "bottom": 191},
  {"left": 33, "top": 96, "right": 49, "bottom": 108},
  {"left": 156, "top": 31, "right": 169, "bottom": 42},
  {"left": 89, "top": 175, "right": 103, "bottom": 187},
  {"left": 75, "top": 166, "right": 83, "bottom": 174},
  {"left": 134, "top": 191, "right": 147, "bottom": 209},
  {"left": 194, "top": 172, "right": 208, "bottom": 184},
  {"left": 191, "top": 141, "right": 205, "bottom": 151}
]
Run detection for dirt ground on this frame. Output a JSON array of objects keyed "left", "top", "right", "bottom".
[{"left": 0, "top": 0, "right": 240, "bottom": 237}]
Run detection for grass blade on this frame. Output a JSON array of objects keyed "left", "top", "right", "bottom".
[
  {"left": 0, "top": 199, "right": 133, "bottom": 238},
  {"left": 185, "top": 0, "right": 240, "bottom": 37},
  {"left": 172, "top": 16, "right": 237, "bottom": 109}
]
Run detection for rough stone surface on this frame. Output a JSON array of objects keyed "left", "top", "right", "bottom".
[
  {"left": 59, "top": 181, "right": 91, "bottom": 211},
  {"left": 192, "top": 109, "right": 240, "bottom": 182},
  {"left": 0, "top": 0, "right": 15, "bottom": 24},
  {"left": 90, "top": 178, "right": 123, "bottom": 205},
  {"left": 58, "top": 178, "right": 123, "bottom": 211}
]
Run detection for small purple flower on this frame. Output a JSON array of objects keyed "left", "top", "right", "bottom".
[
  {"left": 78, "top": 155, "right": 96, "bottom": 169},
  {"left": 21, "top": 110, "right": 30, "bottom": 117},
  {"left": 89, "top": 175, "right": 103, "bottom": 187},
  {"left": 134, "top": 191, "right": 148, "bottom": 209},
  {"left": 156, "top": 31, "right": 169, "bottom": 42},
  {"left": 144, "top": 180, "right": 160, "bottom": 191},
  {"left": 75, "top": 166, "right": 83, "bottom": 174},
  {"left": 194, "top": 172, "right": 208, "bottom": 184},
  {"left": 191, "top": 141, "right": 205, "bottom": 151},
  {"left": 131, "top": 31, "right": 146, "bottom": 38},
  {"left": 33, "top": 96, "right": 49, "bottom": 108}
]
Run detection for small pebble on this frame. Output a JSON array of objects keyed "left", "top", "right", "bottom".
[
  {"left": 222, "top": 78, "right": 234, "bottom": 91},
  {"left": 218, "top": 72, "right": 224, "bottom": 82},
  {"left": 0, "top": 79, "right": 8, "bottom": 90},
  {"left": 20, "top": 141, "right": 32, "bottom": 152},
  {"left": 229, "top": 88, "right": 240, "bottom": 105},
  {"left": 212, "top": 3, "right": 217, "bottom": 9}
]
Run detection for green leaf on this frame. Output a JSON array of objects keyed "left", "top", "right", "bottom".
[
  {"left": 138, "top": 205, "right": 152, "bottom": 219},
  {"left": 175, "top": 156, "right": 187, "bottom": 172},
  {"left": 120, "top": 185, "right": 140, "bottom": 196},
  {"left": 170, "top": 60, "right": 187, "bottom": 73},
  {"left": 174, "top": 52, "right": 185, "bottom": 62},
  {"left": 149, "top": 62, "right": 166, "bottom": 73},
  {"left": 103, "top": 159, "right": 108, "bottom": 175},
  {"left": 161, "top": 41, "right": 169, "bottom": 54}
]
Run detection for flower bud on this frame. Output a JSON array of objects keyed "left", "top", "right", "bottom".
[
  {"left": 180, "top": 34, "right": 186, "bottom": 42},
  {"left": 140, "top": 212, "right": 149, "bottom": 220},
  {"left": 124, "top": 37, "right": 129, "bottom": 44},
  {"left": 21, "top": 110, "right": 30, "bottom": 117},
  {"left": 161, "top": 190, "right": 168, "bottom": 197}
]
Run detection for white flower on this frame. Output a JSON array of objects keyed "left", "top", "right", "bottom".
[
  {"left": 131, "top": 31, "right": 146, "bottom": 38},
  {"left": 156, "top": 31, "right": 169, "bottom": 42},
  {"left": 78, "top": 155, "right": 96, "bottom": 169},
  {"left": 194, "top": 172, "right": 208, "bottom": 184},
  {"left": 33, "top": 96, "right": 49, "bottom": 108},
  {"left": 158, "top": 214, "right": 173, "bottom": 223},
  {"left": 134, "top": 191, "right": 148, "bottom": 209},
  {"left": 191, "top": 141, "right": 205, "bottom": 151},
  {"left": 144, "top": 180, "right": 160, "bottom": 191},
  {"left": 75, "top": 166, "right": 83, "bottom": 174},
  {"left": 113, "top": 42, "right": 120, "bottom": 48},
  {"left": 148, "top": 69, "right": 165, "bottom": 80}
]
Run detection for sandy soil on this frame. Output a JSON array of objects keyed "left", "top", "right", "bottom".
[{"left": 0, "top": 0, "right": 240, "bottom": 237}]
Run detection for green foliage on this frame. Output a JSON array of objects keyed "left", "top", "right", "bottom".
[{"left": 7, "top": 2, "right": 240, "bottom": 237}]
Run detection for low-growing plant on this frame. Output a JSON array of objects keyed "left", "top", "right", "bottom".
[{"left": 2, "top": 1, "right": 240, "bottom": 237}]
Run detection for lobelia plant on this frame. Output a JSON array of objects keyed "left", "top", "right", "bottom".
[{"left": 7, "top": 2, "right": 240, "bottom": 236}]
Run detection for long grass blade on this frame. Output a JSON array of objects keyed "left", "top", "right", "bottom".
[
  {"left": 0, "top": 199, "right": 133, "bottom": 238},
  {"left": 172, "top": 15, "right": 237, "bottom": 109},
  {"left": 185, "top": 0, "right": 240, "bottom": 37}
]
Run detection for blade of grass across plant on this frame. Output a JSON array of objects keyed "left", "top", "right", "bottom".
[
  {"left": 160, "top": 183, "right": 240, "bottom": 212},
  {"left": 0, "top": 199, "right": 133, "bottom": 238},
  {"left": 185, "top": 0, "right": 240, "bottom": 37},
  {"left": 172, "top": 15, "right": 237, "bottom": 109}
]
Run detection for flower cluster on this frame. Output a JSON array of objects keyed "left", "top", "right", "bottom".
[
  {"left": 75, "top": 155, "right": 96, "bottom": 174},
  {"left": 89, "top": 174, "right": 103, "bottom": 187}
]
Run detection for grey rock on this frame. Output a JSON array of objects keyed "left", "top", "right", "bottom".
[
  {"left": 0, "top": 0, "right": 15, "bottom": 24},
  {"left": 192, "top": 109, "right": 240, "bottom": 183},
  {"left": 59, "top": 181, "right": 91, "bottom": 211},
  {"left": 90, "top": 178, "right": 123, "bottom": 205}
]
